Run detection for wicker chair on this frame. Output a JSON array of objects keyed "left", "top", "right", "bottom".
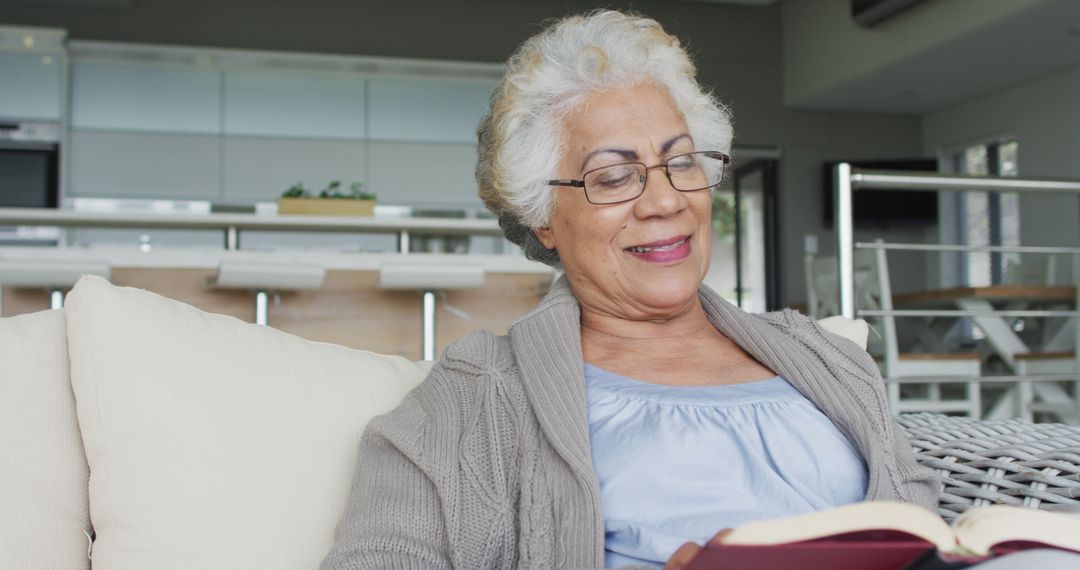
[{"left": 898, "top": 413, "right": 1080, "bottom": 519}]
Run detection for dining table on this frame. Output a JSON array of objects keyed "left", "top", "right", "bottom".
[
  {"left": 891, "top": 284, "right": 1078, "bottom": 420},
  {"left": 893, "top": 285, "right": 1076, "bottom": 361}
]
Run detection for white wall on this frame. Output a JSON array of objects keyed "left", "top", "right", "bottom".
[{"left": 922, "top": 63, "right": 1080, "bottom": 250}]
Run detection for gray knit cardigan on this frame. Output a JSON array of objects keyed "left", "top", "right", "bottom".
[{"left": 321, "top": 277, "right": 940, "bottom": 570}]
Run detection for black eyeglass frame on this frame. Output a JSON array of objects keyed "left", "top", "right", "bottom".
[{"left": 547, "top": 150, "right": 731, "bottom": 205}]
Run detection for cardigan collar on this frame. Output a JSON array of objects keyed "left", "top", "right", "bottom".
[{"left": 507, "top": 275, "right": 893, "bottom": 503}]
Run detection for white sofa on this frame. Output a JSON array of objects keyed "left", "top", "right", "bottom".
[
  {"left": 1, "top": 275, "right": 876, "bottom": 569},
  {"left": 1, "top": 275, "right": 434, "bottom": 569}
]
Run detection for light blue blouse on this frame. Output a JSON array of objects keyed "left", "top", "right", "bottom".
[{"left": 583, "top": 364, "right": 869, "bottom": 569}]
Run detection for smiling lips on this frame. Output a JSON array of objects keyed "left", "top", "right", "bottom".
[{"left": 625, "top": 235, "right": 692, "bottom": 263}]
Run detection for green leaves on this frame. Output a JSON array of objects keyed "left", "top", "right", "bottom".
[
  {"left": 281, "top": 183, "right": 306, "bottom": 198},
  {"left": 281, "top": 181, "right": 376, "bottom": 201},
  {"left": 712, "top": 193, "right": 736, "bottom": 239}
]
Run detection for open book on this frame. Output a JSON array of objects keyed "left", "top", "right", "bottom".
[{"left": 686, "top": 501, "right": 1080, "bottom": 570}]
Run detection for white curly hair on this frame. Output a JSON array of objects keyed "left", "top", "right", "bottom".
[{"left": 475, "top": 9, "right": 734, "bottom": 266}]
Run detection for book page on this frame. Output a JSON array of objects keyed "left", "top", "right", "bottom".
[
  {"left": 722, "top": 501, "right": 956, "bottom": 552},
  {"left": 953, "top": 506, "right": 1080, "bottom": 556}
]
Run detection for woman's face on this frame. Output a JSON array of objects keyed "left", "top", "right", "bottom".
[{"left": 535, "top": 82, "right": 713, "bottom": 321}]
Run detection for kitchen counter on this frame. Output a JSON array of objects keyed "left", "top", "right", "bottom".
[{"left": 0, "top": 246, "right": 554, "bottom": 360}]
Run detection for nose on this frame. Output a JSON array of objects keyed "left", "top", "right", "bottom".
[{"left": 633, "top": 165, "right": 687, "bottom": 219}]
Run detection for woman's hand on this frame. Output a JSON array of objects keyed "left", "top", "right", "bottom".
[{"left": 662, "top": 530, "right": 732, "bottom": 570}]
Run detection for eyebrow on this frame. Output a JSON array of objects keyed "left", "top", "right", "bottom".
[{"left": 579, "top": 133, "right": 693, "bottom": 173}]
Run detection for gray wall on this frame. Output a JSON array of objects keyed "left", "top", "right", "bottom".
[
  {"left": 2, "top": 0, "right": 930, "bottom": 305},
  {"left": 781, "top": 0, "right": 1052, "bottom": 108},
  {"left": 923, "top": 63, "right": 1080, "bottom": 250}
]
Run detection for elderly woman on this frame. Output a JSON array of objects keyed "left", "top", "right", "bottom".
[{"left": 323, "top": 10, "right": 938, "bottom": 570}]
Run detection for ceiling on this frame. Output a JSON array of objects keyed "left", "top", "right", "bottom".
[
  {"left": 796, "top": 0, "right": 1080, "bottom": 114},
  {"left": 677, "top": 0, "right": 778, "bottom": 5}
]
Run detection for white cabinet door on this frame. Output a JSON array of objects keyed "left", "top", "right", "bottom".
[
  {"left": 224, "top": 69, "right": 366, "bottom": 139},
  {"left": 69, "top": 131, "right": 221, "bottom": 199},
  {"left": 0, "top": 52, "right": 62, "bottom": 120},
  {"left": 222, "top": 137, "right": 366, "bottom": 204},
  {"left": 368, "top": 77, "right": 496, "bottom": 144},
  {"left": 71, "top": 62, "right": 221, "bottom": 134},
  {"left": 367, "top": 141, "right": 478, "bottom": 207}
]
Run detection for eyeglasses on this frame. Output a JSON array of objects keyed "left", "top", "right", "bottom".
[{"left": 547, "top": 150, "right": 730, "bottom": 205}]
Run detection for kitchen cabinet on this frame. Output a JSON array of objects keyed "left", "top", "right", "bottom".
[
  {"left": 367, "top": 140, "right": 478, "bottom": 207},
  {"left": 71, "top": 62, "right": 221, "bottom": 134},
  {"left": 224, "top": 69, "right": 366, "bottom": 139},
  {"left": 0, "top": 52, "right": 62, "bottom": 120},
  {"left": 221, "top": 136, "right": 366, "bottom": 204},
  {"left": 69, "top": 131, "right": 221, "bottom": 200},
  {"left": 368, "top": 77, "right": 495, "bottom": 143}
]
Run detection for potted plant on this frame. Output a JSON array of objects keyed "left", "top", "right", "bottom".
[{"left": 277, "top": 181, "right": 377, "bottom": 216}]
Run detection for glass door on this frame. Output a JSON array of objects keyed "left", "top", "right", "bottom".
[{"left": 703, "top": 158, "right": 780, "bottom": 312}]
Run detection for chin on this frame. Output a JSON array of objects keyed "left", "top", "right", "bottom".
[{"left": 634, "top": 275, "right": 702, "bottom": 312}]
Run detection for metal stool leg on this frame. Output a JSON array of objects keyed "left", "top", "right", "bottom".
[
  {"left": 422, "top": 289, "right": 437, "bottom": 360},
  {"left": 255, "top": 290, "right": 269, "bottom": 326}
]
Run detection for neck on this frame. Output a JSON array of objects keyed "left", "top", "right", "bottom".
[{"left": 579, "top": 295, "right": 720, "bottom": 361}]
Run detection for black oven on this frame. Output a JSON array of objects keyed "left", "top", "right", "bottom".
[
  {"left": 0, "top": 140, "right": 59, "bottom": 208},
  {"left": 1, "top": 119, "right": 61, "bottom": 209}
]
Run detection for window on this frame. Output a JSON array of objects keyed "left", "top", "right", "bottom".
[{"left": 950, "top": 139, "right": 1019, "bottom": 286}]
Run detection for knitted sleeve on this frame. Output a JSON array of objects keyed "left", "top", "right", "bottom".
[
  {"left": 888, "top": 414, "right": 942, "bottom": 512},
  {"left": 320, "top": 386, "right": 453, "bottom": 570},
  {"left": 322, "top": 331, "right": 512, "bottom": 570}
]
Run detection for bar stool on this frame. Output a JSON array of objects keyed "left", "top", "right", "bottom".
[
  {"left": 0, "top": 259, "right": 111, "bottom": 312},
  {"left": 206, "top": 262, "right": 326, "bottom": 326},
  {"left": 378, "top": 261, "right": 484, "bottom": 360}
]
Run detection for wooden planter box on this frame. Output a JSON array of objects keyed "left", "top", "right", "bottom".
[{"left": 277, "top": 198, "right": 375, "bottom": 217}]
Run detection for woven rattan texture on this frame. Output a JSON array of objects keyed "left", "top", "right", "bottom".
[{"left": 898, "top": 413, "right": 1080, "bottom": 519}]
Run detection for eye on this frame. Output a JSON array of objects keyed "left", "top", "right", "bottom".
[
  {"left": 666, "top": 154, "right": 697, "bottom": 171},
  {"left": 589, "top": 164, "right": 640, "bottom": 191}
]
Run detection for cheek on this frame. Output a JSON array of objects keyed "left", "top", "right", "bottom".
[{"left": 562, "top": 216, "right": 617, "bottom": 268}]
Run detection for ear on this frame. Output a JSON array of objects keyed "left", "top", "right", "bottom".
[{"left": 533, "top": 226, "right": 556, "bottom": 250}]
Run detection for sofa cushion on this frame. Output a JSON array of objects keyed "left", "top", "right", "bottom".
[
  {"left": 817, "top": 315, "right": 870, "bottom": 350},
  {"left": 64, "top": 275, "right": 430, "bottom": 569},
  {"left": 0, "top": 309, "right": 91, "bottom": 570}
]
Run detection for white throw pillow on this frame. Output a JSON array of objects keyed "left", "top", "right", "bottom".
[
  {"left": 0, "top": 309, "right": 91, "bottom": 570},
  {"left": 817, "top": 315, "right": 870, "bottom": 350},
  {"left": 64, "top": 275, "right": 429, "bottom": 569}
]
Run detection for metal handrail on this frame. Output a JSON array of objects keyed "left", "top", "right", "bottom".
[
  {"left": 855, "top": 242, "right": 1080, "bottom": 255},
  {"left": 859, "top": 309, "right": 1079, "bottom": 318},
  {"left": 833, "top": 167, "right": 1080, "bottom": 420},
  {"left": 851, "top": 170, "right": 1080, "bottom": 193},
  {"left": 0, "top": 207, "right": 503, "bottom": 252},
  {"left": 885, "top": 374, "right": 1080, "bottom": 385},
  {"left": 833, "top": 165, "right": 1080, "bottom": 318}
]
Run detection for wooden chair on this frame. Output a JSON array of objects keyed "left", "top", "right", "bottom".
[
  {"left": 854, "top": 247, "right": 983, "bottom": 418},
  {"left": 804, "top": 249, "right": 982, "bottom": 416},
  {"left": 804, "top": 254, "right": 840, "bottom": 319}
]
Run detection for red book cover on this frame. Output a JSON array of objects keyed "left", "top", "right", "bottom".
[
  {"left": 682, "top": 502, "right": 1080, "bottom": 569},
  {"left": 684, "top": 530, "right": 983, "bottom": 570},
  {"left": 685, "top": 542, "right": 933, "bottom": 570}
]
